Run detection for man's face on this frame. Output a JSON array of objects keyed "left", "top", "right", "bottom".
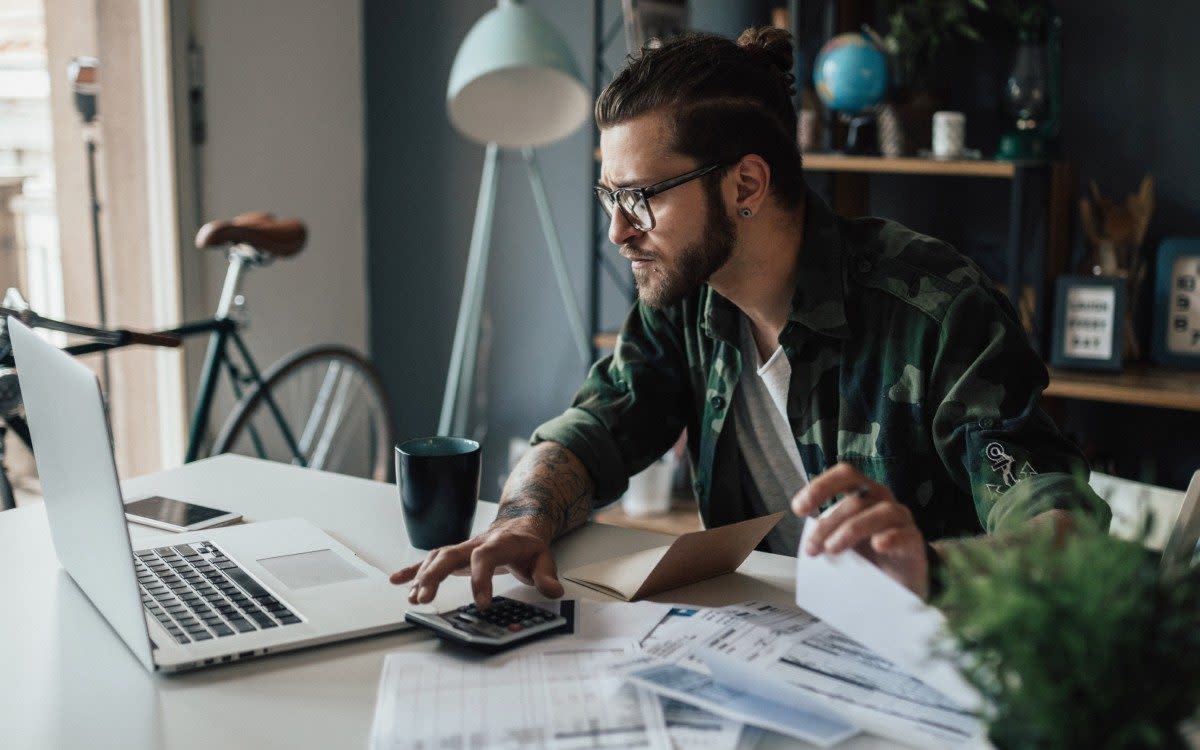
[{"left": 599, "top": 112, "right": 736, "bottom": 308}]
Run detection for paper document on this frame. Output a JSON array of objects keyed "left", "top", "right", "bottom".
[
  {"left": 794, "top": 520, "right": 981, "bottom": 712},
  {"left": 370, "top": 596, "right": 757, "bottom": 750},
  {"left": 620, "top": 601, "right": 986, "bottom": 749},
  {"left": 526, "top": 596, "right": 758, "bottom": 750},
  {"left": 697, "top": 619, "right": 980, "bottom": 747},
  {"left": 660, "top": 697, "right": 762, "bottom": 750},
  {"left": 563, "top": 512, "right": 783, "bottom": 601},
  {"left": 613, "top": 654, "right": 857, "bottom": 748},
  {"left": 370, "top": 639, "right": 667, "bottom": 749}
]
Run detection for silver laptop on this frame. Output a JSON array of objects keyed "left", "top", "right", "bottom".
[
  {"left": 1161, "top": 469, "right": 1200, "bottom": 575},
  {"left": 9, "top": 317, "right": 415, "bottom": 673}
]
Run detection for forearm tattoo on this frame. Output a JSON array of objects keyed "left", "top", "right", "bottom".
[{"left": 494, "top": 443, "right": 595, "bottom": 538}]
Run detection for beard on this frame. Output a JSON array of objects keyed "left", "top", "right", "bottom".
[{"left": 630, "top": 183, "right": 736, "bottom": 309}]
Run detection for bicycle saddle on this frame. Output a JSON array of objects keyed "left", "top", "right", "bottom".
[{"left": 195, "top": 212, "right": 307, "bottom": 257}]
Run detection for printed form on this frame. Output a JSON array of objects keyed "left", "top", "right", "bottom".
[
  {"left": 370, "top": 639, "right": 664, "bottom": 750},
  {"left": 603, "top": 516, "right": 991, "bottom": 748},
  {"left": 370, "top": 599, "right": 760, "bottom": 750}
]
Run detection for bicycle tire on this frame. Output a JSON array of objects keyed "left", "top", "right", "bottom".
[{"left": 211, "top": 345, "right": 394, "bottom": 482}]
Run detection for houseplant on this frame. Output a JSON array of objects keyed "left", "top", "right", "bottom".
[{"left": 937, "top": 517, "right": 1200, "bottom": 749}]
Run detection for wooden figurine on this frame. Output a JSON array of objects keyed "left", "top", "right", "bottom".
[{"left": 1079, "top": 176, "right": 1155, "bottom": 359}]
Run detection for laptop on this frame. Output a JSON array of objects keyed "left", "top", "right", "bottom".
[
  {"left": 8, "top": 317, "right": 416, "bottom": 673},
  {"left": 1160, "top": 469, "right": 1200, "bottom": 575}
]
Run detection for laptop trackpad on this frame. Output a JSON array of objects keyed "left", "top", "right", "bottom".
[{"left": 257, "top": 549, "right": 368, "bottom": 590}]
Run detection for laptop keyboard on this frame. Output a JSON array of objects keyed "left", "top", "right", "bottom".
[{"left": 135, "top": 542, "right": 301, "bottom": 644}]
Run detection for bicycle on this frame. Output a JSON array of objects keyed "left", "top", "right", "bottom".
[{"left": 0, "top": 211, "right": 394, "bottom": 510}]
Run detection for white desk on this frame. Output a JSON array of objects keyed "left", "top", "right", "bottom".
[{"left": 1, "top": 455, "right": 894, "bottom": 750}]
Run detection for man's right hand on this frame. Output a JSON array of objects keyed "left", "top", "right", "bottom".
[{"left": 388, "top": 520, "right": 564, "bottom": 610}]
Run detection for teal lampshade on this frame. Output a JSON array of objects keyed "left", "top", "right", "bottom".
[{"left": 447, "top": 1, "right": 590, "bottom": 148}]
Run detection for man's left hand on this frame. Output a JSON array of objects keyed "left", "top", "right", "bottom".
[{"left": 791, "top": 462, "right": 930, "bottom": 600}]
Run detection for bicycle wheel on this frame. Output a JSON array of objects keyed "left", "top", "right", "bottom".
[{"left": 211, "top": 345, "right": 394, "bottom": 481}]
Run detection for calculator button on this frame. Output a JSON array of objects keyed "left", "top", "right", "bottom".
[{"left": 506, "top": 624, "right": 524, "bottom": 632}]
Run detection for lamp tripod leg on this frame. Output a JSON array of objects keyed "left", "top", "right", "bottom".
[
  {"left": 522, "top": 146, "right": 590, "bottom": 365},
  {"left": 438, "top": 143, "right": 500, "bottom": 437}
]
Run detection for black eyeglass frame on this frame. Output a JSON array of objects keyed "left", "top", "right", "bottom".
[{"left": 594, "top": 163, "right": 723, "bottom": 232}]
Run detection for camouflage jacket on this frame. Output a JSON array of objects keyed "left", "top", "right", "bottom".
[{"left": 532, "top": 188, "right": 1109, "bottom": 542}]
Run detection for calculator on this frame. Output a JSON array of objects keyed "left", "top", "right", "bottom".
[{"left": 405, "top": 597, "right": 573, "bottom": 652}]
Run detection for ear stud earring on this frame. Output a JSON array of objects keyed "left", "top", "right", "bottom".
[{"left": 739, "top": 208, "right": 753, "bottom": 218}]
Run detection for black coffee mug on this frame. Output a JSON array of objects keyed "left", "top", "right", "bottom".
[{"left": 396, "top": 436, "right": 481, "bottom": 550}]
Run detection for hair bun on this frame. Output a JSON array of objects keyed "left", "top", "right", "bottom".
[
  {"left": 736, "top": 26, "right": 795, "bottom": 97},
  {"left": 737, "top": 27, "right": 794, "bottom": 74}
]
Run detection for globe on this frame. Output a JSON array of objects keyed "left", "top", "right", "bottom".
[{"left": 813, "top": 33, "right": 889, "bottom": 114}]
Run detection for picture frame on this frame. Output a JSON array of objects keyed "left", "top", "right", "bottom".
[
  {"left": 1150, "top": 238, "right": 1200, "bottom": 370},
  {"left": 1050, "top": 275, "right": 1126, "bottom": 372}
]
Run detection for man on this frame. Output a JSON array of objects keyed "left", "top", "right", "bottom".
[{"left": 393, "top": 28, "right": 1108, "bottom": 607}]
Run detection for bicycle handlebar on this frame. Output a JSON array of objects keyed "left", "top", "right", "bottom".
[{"left": 0, "top": 307, "right": 183, "bottom": 350}]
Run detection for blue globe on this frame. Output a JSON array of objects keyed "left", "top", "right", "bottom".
[{"left": 813, "top": 33, "right": 889, "bottom": 114}]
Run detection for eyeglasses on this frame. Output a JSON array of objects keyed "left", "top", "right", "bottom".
[{"left": 594, "top": 163, "right": 723, "bottom": 232}]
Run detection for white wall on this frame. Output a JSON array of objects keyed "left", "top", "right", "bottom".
[{"left": 188, "top": 0, "right": 366, "bottom": 390}]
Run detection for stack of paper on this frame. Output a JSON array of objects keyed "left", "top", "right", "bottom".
[
  {"left": 369, "top": 599, "right": 760, "bottom": 750},
  {"left": 604, "top": 521, "right": 989, "bottom": 749},
  {"left": 370, "top": 522, "right": 988, "bottom": 749},
  {"left": 614, "top": 601, "right": 983, "bottom": 749}
]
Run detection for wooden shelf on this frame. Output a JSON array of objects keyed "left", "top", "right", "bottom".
[
  {"left": 1046, "top": 366, "right": 1200, "bottom": 412},
  {"left": 594, "top": 497, "right": 703, "bottom": 537},
  {"left": 802, "top": 153, "right": 1021, "bottom": 179}
]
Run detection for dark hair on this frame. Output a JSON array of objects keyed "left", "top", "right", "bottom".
[{"left": 596, "top": 27, "right": 804, "bottom": 209}]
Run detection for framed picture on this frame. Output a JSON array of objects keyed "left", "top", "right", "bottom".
[
  {"left": 1150, "top": 238, "right": 1200, "bottom": 369},
  {"left": 1050, "top": 275, "right": 1126, "bottom": 371}
]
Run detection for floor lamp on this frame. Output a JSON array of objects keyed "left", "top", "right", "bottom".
[{"left": 438, "top": 1, "right": 593, "bottom": 437}]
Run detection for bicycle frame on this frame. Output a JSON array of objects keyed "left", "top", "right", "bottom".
[
  {"left": 0, "top": 246, "right": 314, "bottom": 488},
  {"left": 166, "top": 317, "right": 299, "bottom": 464},
  {"left": 170, "top": 247, "right": 307, "bottom": 466}
]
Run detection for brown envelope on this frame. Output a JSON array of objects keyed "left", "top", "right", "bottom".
[{"left": 563, "top": 512, "right": 785, "bottom": 601}]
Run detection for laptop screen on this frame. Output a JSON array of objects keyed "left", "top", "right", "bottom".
[{"left": 7, "top": 318, "right": 155, "bottom": 671}]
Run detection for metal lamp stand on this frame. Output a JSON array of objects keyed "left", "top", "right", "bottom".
[{"left": 438, "top": 143, "right": 591, "bottom": 437}]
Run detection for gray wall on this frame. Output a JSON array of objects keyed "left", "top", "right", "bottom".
[
  {"left": 365, "top": 1, "right": 598, "bottom": 496},
  {"left": 191, "top": 0, "right": 367, "bottom": 418}
]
